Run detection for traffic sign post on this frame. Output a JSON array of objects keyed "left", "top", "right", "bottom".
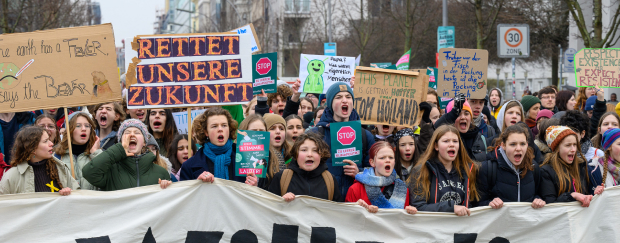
[
  {"left": 437, "top": 26, "right": 455, "bottom": 52},
  {"left": 324, "top": 43, "right": 337, "bottom": 56},
  {"left": 498, "top": 24, "right": 530, "bottom": 99},
  {"left": 563, "top": 48, "right": 577, "bottom": 73}
]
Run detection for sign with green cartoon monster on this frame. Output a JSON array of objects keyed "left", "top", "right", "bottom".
[{"left": 298, "top": 54, "right": 356, "bottom": 94}]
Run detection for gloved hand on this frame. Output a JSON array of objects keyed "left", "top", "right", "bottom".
[
  {"left": 419, "top": 102, "right": 432, "bottom": 124},
  {"left": 453, "top": 93, "right": 466, "bottom": 115}
]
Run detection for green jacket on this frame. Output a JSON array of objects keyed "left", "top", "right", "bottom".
[
  {"left": 82, "top": 143, "right": 171, "bottom": 191},
  {"left": 56, "top": 149, "right": 103, "bottom": 190}
]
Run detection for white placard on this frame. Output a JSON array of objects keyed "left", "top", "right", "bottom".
[
  {"left": 298, "top": 54, "right": 355, "bottom": 94},
  {"left": 497, "top": 24, "right": 530, "bottom": 58}
]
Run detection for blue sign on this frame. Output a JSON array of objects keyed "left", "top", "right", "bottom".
[
  {"left": 563, "top": 48, "right": 576, "bottom": 73},
  {"left": 437, "top": 26, "right": 455, "bottom": 52},
  {"left": 324, "top": 43, "right": 337, "bottom": 56}
]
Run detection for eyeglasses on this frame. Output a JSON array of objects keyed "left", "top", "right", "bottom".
[
  {"left": 76, "top": 124, "right": 92, "bottom": 129},
  {"left": 39, "top": 125, "right": 55, "bottom": 130}
]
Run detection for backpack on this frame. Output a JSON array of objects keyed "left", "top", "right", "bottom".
[
  {"left": 487, "top": 147, "right": 541, "bottom": 191},
  {"left": 317, "top": 126, "right": 369, "bottom": 157},
  {"left": 280, "top": 169, "right": 335, "bottom": 201}
]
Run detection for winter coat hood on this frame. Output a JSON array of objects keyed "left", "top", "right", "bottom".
[{"left": 496, "top": 100, "right": 524, "bottom": 132}]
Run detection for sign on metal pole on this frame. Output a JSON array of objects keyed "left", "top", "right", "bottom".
[
  {"left": 563, "top": 48, "right": 577, "bottom": 73},
  {"left": 437, "top": 26, "right": 455, "bottom": 52},
  {"left": 497, "top": 24, "right": 530, "bottom": 58},
  {"left": 324, "top": 42, "right": 337, "bottom": 56}
]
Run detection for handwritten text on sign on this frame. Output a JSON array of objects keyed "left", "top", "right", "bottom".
[
  {"left": 575, "top": 48, "right": 620, "bottom": 88},
  {"left": 126, "top": 33, "right": 252, "bottom": 109},
  {"left": 298, "top": 54, "right": 355, "bottom": 94},
  {"left": 353, "top": 67, "right": 427, "bottom": 127},
  {"left": 437, "top": 48, "right": 488, "bottom": 99},
  {"left": 0, "top": 24, "right": 120, "bottom": 113}
]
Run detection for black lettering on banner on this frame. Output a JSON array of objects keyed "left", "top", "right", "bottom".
[
  {"left": 396, "top": 98, "right": 405, "bottom": 124},
  {"left": 75, "top": 235, "right": 112, "bottom": 243},
  {"left": 490, "top": 237, "right": 510, "bottom": 243},
  {"left": 454, "top": 233, "right": 478, "bottom": 243},
  {"left": 366, "top": 97, "right": 375, "bottom": 120},
  {"left": 384, "top": 99, "right": 391, "bottom": 123},
  {"left": 231, "top": 229, "right": 258, "bottom": 243},
  {"left": 272, "top": 223, "right": 299, "bottom": 243},
  {"left": 185, "top": 231, "right": 224, "bottom": 243},
  {"left": 310, "top": 227, "right": 336, "bottom": 243},
  {"left": 142, "top": 227, "right": 156, "bottom": 243},
  {"left": 391, "top": 98, "right": 398, "bottom": 123},
  {"left": 376, "top": 99, "right": 385, "bottom": 123},
  {"left": 409, "top": 100, "right": 419, "bottom": 126}
]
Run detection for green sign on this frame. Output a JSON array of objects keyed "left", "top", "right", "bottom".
[
  {"left": 252, "top": 52, "right": 278, "bottom": 94},
  {"left": 427, "top": 67, "right": 438, "bottom": 90},
  {"left": 235, "top": 130, "right": 270, "bottom": 178},
  {"left": 330, "top": 121, "right": 363, "bottom": 166},
  {"left": 396, "top": 49, "right": 411, "bottom": 70},
  {"left": 370, "top": 62, "right": 392, "bottom": 69},
  {"left": 439, "top": 97, "right": 452, "bottom": 110}
]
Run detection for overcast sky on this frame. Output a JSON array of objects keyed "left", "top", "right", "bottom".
[{"left": 99, "top": 0, "right": 166, "bottom": 47}]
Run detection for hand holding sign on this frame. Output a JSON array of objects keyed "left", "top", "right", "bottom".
[{"left": 343, "top": 159, "right": 359, "bottom": 178}]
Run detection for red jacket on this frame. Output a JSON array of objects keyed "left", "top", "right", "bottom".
[
  {"left": 0, "top": 154, "right": 10, "bottom": 181},
  {"left": 345, "top": 181, "right": 410, "bottom": 208}
]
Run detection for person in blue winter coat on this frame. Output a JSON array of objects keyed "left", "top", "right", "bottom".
[
  {"left": 179, "top": 107, "right": 252, "bottom": 185},
  {"left": 308, "top": 82, "right": 375, "bottom": 196},
  {"left": 477, "top": 125, "right": 546, "bottom": 209}
]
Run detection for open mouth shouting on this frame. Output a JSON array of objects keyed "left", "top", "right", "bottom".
[
  {"left": 404, "top": 152, "right": 412, "bottom": 160},
  {"left": 217, "top": 134, "right": 225, "bottom": 143},
  {"left": 459, "top": 121, "right": 468, "bottom": 131},
  {"left": 304, "top": 157, "right": 316, "bottom": 166},
  {"left": 567, "top": 153, "right": 575, "bottom": 162},
  {"left": 513, "top": 152, "right": 523, "bottom": 163},
  {"left": 80, "top": 133, "right": 87, "bottom": 140},
  {"left": 381, "top": 125, "right": 390, "bottom": 134},
  {"left": 274, "top": 135, "right": 282, "bottom": 144},
  {"left": 98, "top": 115, "right": 108, "bottom": 127},
  {"left": 128, "top": 137, "right": 138, "bottom": 151},
  {"left": 136, "top": 110, "right": 145, "bottom": 120},
  {"left": 48, "top": 148, "right": 53, "bottom": 154},
  {"left": 341, "top": 105, "right": 349, "bottom": 116},
  {"left": 153, "top": 120, "right": 162, "bottom": 130},
  {"left": 509, "top": 119, "right": 518, "bottom": 126},
  {"left": 447, "top": 148, "right": 456, "bottom": 158},
  {"left": 384, "top": 164, "right": 392, "bottom": 172},
  {"left": 291, "top": 135, "right": 298, "bottom": 141}
]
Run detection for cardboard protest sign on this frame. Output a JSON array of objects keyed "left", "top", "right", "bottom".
[
  {"left": 427, "top": 67, "right": 438, "bottom": 90},
  {"left": 125, "top": 32, "right": 253, "bottom": 109},
  {"left": 0, "top": 24, "right": 120, "bottom": 113},
  {"left": 353, "top": 67, "right": 428, "bottom": 128},
  {"left": 252, "top": 52, "right": 277, "bottom": 94},
  {"left": 330, "top": 121, "right": 362, "bottom": 166},
  {"left": 575, "top": 48, "right": 620, "bottom": 87},
  {"left": 230, "top": 24, "right": 261, "bottom": 54},
  {"left": 172, "top": 109, "right": 206, "bottom": 134},
  {"left": 298, "top": 54, "right": 355, "bottom": 94},
  {"left": 236, "top": 130, "right": 270, "bottom": 178},
  {"left": 437, "top": 48, "right": 488, "bottom": 99}
]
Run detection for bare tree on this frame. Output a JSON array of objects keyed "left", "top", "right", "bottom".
[
  {"left": 564, "top": 0, "right": 620, "bottom": 48},
  {"left": 0, "top": 0, "right": 94, "bottom": 33}
]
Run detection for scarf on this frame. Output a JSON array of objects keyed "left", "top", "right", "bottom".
[
  {"left": 473, "top": 114, "right": 483, "bottom": 127},
  {"left": 355, "top": 168, "right": 407, "bottom": 209},
  {"left": 525, "top": 118, "right": 537, "bottom": 128},
  {"left": 604, "top": 157, "right": 620, "bottom": 184},
  {"left": 202, "top": 140, "right": 233, "bottom": 179},
  {"left": 275, "top": 148, "right": 286, "bottom": 171}
]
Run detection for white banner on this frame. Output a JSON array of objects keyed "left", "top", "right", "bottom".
[{"left": 1, "top": 180, "right": 619, "bottom": 242}]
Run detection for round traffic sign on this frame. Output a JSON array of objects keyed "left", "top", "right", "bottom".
[
  {"left": 504, "top": 28, "right": 523, "bottom": 48},
  {"left": 337, "top": 126, "right": 356, "bottom": 146},
  {"left": 256, "top": 57, "right": 272, "bottom": 75}
]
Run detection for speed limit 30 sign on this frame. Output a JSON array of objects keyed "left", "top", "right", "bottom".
[{"left": 497, "top": 24, "right": 529, "bottom": 58}]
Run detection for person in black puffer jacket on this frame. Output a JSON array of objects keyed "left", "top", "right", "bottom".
[
  {"left": 408, "top": 125, "right": 479, "bottom": 216},
  {"left": 268, "top": 133, "right": 343, "bottom": 202},
  {"left": 477, "top": 125, "right": 545, "bottom": 209}
]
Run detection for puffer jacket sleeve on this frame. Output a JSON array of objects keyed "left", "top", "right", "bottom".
[
  {"left": 267, "top": 171, "right": 283, "bottom": 196},
  {"left": 82, "top": 143, "right": 127, "bottom": 188},
  {"left": 539, "top": 167, "right": 575, "bottom": 203},
  {"left": 434, "top": 106, "right": 459, "bottom": 129},
  {"left": 282, "top": 96, "right": 300, "bottom": 119},
  {"left": 476, "top": 161, "right": 493, "bottom": 207},
  {"left": 409, "top": 190, "right": 455, "bottom": 212}
]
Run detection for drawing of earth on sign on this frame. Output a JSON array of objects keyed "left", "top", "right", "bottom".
[
  {"left": 303, "top": 58, "right": 327, "bottom": 93},
  {"left": 0, "top": 59, "right": 34, "bottom": 90}
]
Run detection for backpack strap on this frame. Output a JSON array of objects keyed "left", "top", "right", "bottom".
[
  {"left": 280, "top": 169, "right": 294, "bottom": 196},
  {"left": 321, "top": 171, "right": 335, "bottom": 201}
]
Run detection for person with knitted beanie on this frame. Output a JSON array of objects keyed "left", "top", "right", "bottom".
[
  {"left": 539, "top": 126, "right": 604, "bottom": 206},
  {"left": 588, "top": 128, "right": 620, "bottom": 188},
  {"left": 82, "top": 119, "right": 171, "bottom": 191},
  {"left": 521, "top": 95, "right": 542, "bottom": 134},
  {"left": 346, "top": 141, "right": 416, "bottom": 214},
  {"left": 433, "top": 93, "right": 487, "bottom": 163},
  {"left": 179, "top": 107, "right": 248, "bottom": 185},
  {"left": 308, "top": 82, "right": 376, "bottom": 197}
]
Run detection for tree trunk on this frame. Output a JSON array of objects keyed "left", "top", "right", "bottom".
[
  {"left": 592, "top": 0, "right": 603, "bottom": 47},
  {"left": 475, "top": 0, "right": 484, "bottom": 49},
  {"left": 551, "top": 45, "right": 559, "bottom": 87}
]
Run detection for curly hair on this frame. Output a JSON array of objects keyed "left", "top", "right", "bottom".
[
  {"left": 54, "top": 113, "right": 98, "bottom": 156},
  {"left": 575, "top": 87, "right": 588, "bottom": 111},
  {"left": 35, "top": 114, "right": 60, "bottom": 144},
  {"left": 91, "top": 102, "right": 126, "bottom": 131},
  {"left": 290, "top": 132, "right": 331, "bottom": 164},
  {"left": 193, "top": 107, "right": 238, "bottom": 145},
  {"left": 267, "top": 84, "right": 293, "bottom": 107},
  {"left": 560, "top": 110, "right": 590, "bottom": 143},
  {"left": 11, "top": 126, "right": 64, "bottom": 188}
]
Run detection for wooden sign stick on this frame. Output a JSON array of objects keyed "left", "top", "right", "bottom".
[
  {"left": 187, "top": 109, "right": 193, "bottom": 157},
  {"left": 64, "top": 107, "right": 75, "bottom": 179}
]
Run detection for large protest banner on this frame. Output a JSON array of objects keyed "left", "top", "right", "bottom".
[
  {"left": 437, "top": 48, "right": 488, "bottom": 99},
  {"left": 0, "top": 180, "right": 619, "bottom": 242},
  {"left": 575, "top": 48, "right": 620, "bottom": 87},
  {"left": 125, "top": 32, "right": 252, "bottom": 109},
  {"left": 0, "top": 24, "right": 120, "bottom": 113},
  {"left": 354, "top": 67, "right": 428, "bottom": 128}
]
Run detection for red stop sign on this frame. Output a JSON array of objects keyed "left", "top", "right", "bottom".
[
  {"left": 337, "top": 126, "right": 356, "bottom": 145},
  {"left": 256, "top": 57, "right": 272, "bottom": 75}
]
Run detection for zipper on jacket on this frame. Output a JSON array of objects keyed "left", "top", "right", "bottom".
[{"left": 135, "top": 157, "right": 140, "bottom": 187}]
